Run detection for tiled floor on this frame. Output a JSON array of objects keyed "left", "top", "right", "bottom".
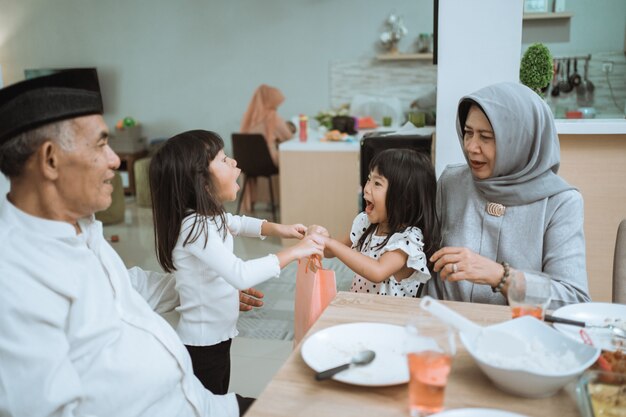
[{"left": 103, "top": 198, "right": 293, "bottom": 398}]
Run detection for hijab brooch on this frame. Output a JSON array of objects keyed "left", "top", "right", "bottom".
[{"left": 486, "top": 202, "right": 506, "bottom": 217}]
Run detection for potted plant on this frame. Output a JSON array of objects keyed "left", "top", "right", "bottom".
[{"left": 520, "top": 43, "right": 553, "bottom": 95}]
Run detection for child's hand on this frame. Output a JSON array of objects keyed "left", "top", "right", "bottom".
[
  {"left": 279, "top": 223, "right": 307, "bottom": 239},
  {"left": 291, "top": 234, "right": 325, "bottom": 259},
  {"left": 306, "top": 224, "right": 330, "bottom": 237}
]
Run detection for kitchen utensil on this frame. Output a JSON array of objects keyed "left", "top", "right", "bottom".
[
  {"left": 419, "top": 297, "right": 525, "bottom": 355},
  {"left": 559, "top": 59, "right": 573, "bottom": 93},
  {"left": 315, "top": 349, "right": 375, "bottom": 380},
  {"left": 545, "top": 314, "right": 626, "bottom": 339},
  {"left": 550, "top": 302, "right": 626, "bottom": 352},
  {"left": 578, "top": 59, "right": 595, "bottom": 103},
  {"left": 551, "top": 60, "right": 560, "bottom": 97},
  {"left": 569, "top": 58, "right": 582, "bottom": 87},
  {"left": 585, "top": 59, "right": 595, "bottom": 94}
]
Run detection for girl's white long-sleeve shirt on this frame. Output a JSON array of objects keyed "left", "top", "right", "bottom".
[{"left": 173, "top": 213, "right": 280, "bottom": 346}]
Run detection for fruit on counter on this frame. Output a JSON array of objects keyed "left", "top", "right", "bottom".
[
  {"left": 116, "top": 117, "right": 138, "bottom": 130},
  {"left": 357, "top": 116, "right": 377, "bottom": 129},
  {"left": 123, "top": 117, "right": 136, "bottom": 127},
  {"left": 323, "top": 130, "right": 348, "bottom": 142}
]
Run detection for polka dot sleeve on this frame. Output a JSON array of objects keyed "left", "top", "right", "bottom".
[
  {"left": 380, "top": 226, "right": 431, "bottom": 284},
  {"left": 349, "top": 212, "right": 371, "bottom": 246}
]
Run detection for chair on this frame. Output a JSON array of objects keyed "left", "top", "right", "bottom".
[
  {"left": 231, "top": 133, "right": 279, "bottom": 222},
  {"left": 359, "top": 133, "right": 433, "bottom": 212},
  {"left": 95, "top": 171, "right": 125, "bottom": 225},
  {"left": 613, "top": 219, "right": 626, "bottom": 304},
  {"left": 133, "top": 157, "right": 152, "bottom": 208}
]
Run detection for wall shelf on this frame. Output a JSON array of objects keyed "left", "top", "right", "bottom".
[
  {"left": 376, "top": 52, "right": 433, "bottom": 61},
  {"left": 523, "top": 11, "right": 573, "bottom": 20}
]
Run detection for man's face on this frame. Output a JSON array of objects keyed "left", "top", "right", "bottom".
[{"left": 56, "top": 115, "right": 120, "bottom": 219}]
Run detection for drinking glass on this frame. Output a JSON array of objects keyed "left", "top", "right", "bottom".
[
  {"left": 405, "top": 315, "right": 456, "bottom": 417},
  {"left": 409, "top": 112, "right": 426, "bottom": 127},
  {"left": 507, "top": 271, "right": 552, "bottom": 320}
]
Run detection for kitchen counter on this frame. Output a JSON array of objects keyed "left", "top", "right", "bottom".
[
  {"left": 556, "top": 125, "right": 626, "bottom": 302},
  {"left": 555, "top": 118, "right": 626, "bottom": 134},
  {"left": 279, "top": 126, "right": 436, "bottom": 152}
]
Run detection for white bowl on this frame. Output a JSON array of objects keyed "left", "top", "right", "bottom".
[
  {"left": 460, "top": 316, "right": 600, "bottom": 398},
  {"left": 578, "top": 107, "right": 596, "bottom": 119}
]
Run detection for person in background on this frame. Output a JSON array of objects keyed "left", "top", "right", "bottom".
[
  {"left": 239, "top": 84, "right": 295, "bottom": 212},
  {"left": 309, "top": 149, "right": 439, "bottom": 298},
  {"left": 428, "top": 82, "right": 590, "bottom": 308},
  {"left": 0, "top": 69, "right": 246, "bottom": 417},
  {"left": 149, "top": 130, "right": 323, "bottom": 395}
]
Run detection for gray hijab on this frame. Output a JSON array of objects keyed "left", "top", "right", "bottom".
[{"left": 456, "top": 82, "right": 574, "bottom": 206}]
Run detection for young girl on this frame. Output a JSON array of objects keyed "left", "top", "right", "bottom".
[
  {"left": 149, "top": 130, "right": 323, "bottom": 395},
  {"left": 311, "top": 149, "right": 439, "bottom": 297}
]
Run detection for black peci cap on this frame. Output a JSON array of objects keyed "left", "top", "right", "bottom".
[{"left": 0, "top": 68, "right": 103, "bottom": 145}]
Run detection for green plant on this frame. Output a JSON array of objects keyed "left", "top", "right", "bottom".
[
  {"left": 314, "top": 104, "right": 350, "bottom": 130},
  {"left": 520, "top": 43, "right": 553, "bottom": 95}
]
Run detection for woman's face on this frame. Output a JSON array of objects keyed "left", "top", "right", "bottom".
[
  {"left": 208, "top": 149, "right": 241, "bottom": 202},
  {"left": 463, "top": 105, "right": 496, "bottom": 179}
]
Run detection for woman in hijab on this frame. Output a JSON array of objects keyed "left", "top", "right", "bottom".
[
  {"left": 428, "top": 82, "right": 590, "bottom": 308},
  {"left": 240, "top": 84, "right": 295, "bottom": 165},
  {"left": 239, "top": 84, "right": 295, "bottom": 212}
]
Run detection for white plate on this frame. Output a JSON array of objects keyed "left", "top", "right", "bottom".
[
  {"left": 431, "top": 409, "right": 529, "bottom": 417},
  {"left": 300, "top": 322, "right": 408, "bottom": 386},
  {"left": 552, "top": 302, "right": 626, "bottom": 351}
]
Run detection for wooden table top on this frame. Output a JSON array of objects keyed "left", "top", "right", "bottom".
[{"left": 245, "top": 292, "right": 581, "bottom": 417}]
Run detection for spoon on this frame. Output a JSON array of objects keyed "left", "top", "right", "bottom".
[
  {"left": 544, "top": 314, "right": 626, "bottom": 339},
  {"left": 315, "top": 350, "right": 376, "bottom": 380},
  {"left": 419, "top": 296, "right": 526, "bottom": 357}
]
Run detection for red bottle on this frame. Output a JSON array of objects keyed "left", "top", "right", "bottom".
[{"left": 299, "top": 114, "right": 308, "bottom": 142}]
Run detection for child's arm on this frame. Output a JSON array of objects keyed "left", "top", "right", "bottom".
[
  {"left": 323, "top": 236, "right": 410, "bottom": 283},
  {"left": 261, "top": 221, "right": 306, "bottom": 239},
  {"left": 186, "top": 231, "right": 323, "bottom": 290}
]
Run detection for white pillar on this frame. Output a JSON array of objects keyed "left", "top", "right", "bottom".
[{"left": 435, "top": 0, "right": 524, "bottom": 176}]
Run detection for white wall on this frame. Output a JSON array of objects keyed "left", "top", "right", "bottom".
[
  {"left": 435, "top": 0, "right": 523, "bottom": 176},
  {"left": 0, "top": 0, "right": 433, "bottom": 152}
]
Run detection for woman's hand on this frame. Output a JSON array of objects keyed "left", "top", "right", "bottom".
[{"left": 430, "top": 246, "right": 504, "bottom": 287}]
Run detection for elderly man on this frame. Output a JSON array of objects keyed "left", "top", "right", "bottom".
[{"left": 0, "top": 69, "right": 253, "bottom": 417}]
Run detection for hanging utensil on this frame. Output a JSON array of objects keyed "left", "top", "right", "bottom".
[
  {"left": 560, "top": 58, "right": 573, "bottom": 93},
  {"left": 585, "top": 58, "right": 595, "bottom": 94},
  {"left": 569, "top": 58, "right": 582, "bottom": 87},
  {"left": 577, "top": 58, "right": 594, "bottom": 106},
  {"left": 551, "top": 60, "right": 560, "bottom": 97}
]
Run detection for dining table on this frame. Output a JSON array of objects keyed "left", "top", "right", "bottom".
[{"left": 245, "top": 291, "right": 582, "bottom": 417}]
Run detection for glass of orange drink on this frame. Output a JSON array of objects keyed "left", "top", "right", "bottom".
[
  {"left": 507, "top": 271, "right": 552, "bottom": 320},
  {"left": 405, "top": 316, "right": 456, "bottom": 417}
]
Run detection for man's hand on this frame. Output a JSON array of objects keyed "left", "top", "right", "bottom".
[{"left": 239, "top": 288, "right": 264, "bottom": 311}]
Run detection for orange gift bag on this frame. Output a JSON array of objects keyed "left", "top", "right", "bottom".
[{"left": 294, "top": 256, "right": 337, "bottom": 346}]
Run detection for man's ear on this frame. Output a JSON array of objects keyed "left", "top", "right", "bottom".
[{"left": 39, "top": 141, "right": 60, "bottom": 180}]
